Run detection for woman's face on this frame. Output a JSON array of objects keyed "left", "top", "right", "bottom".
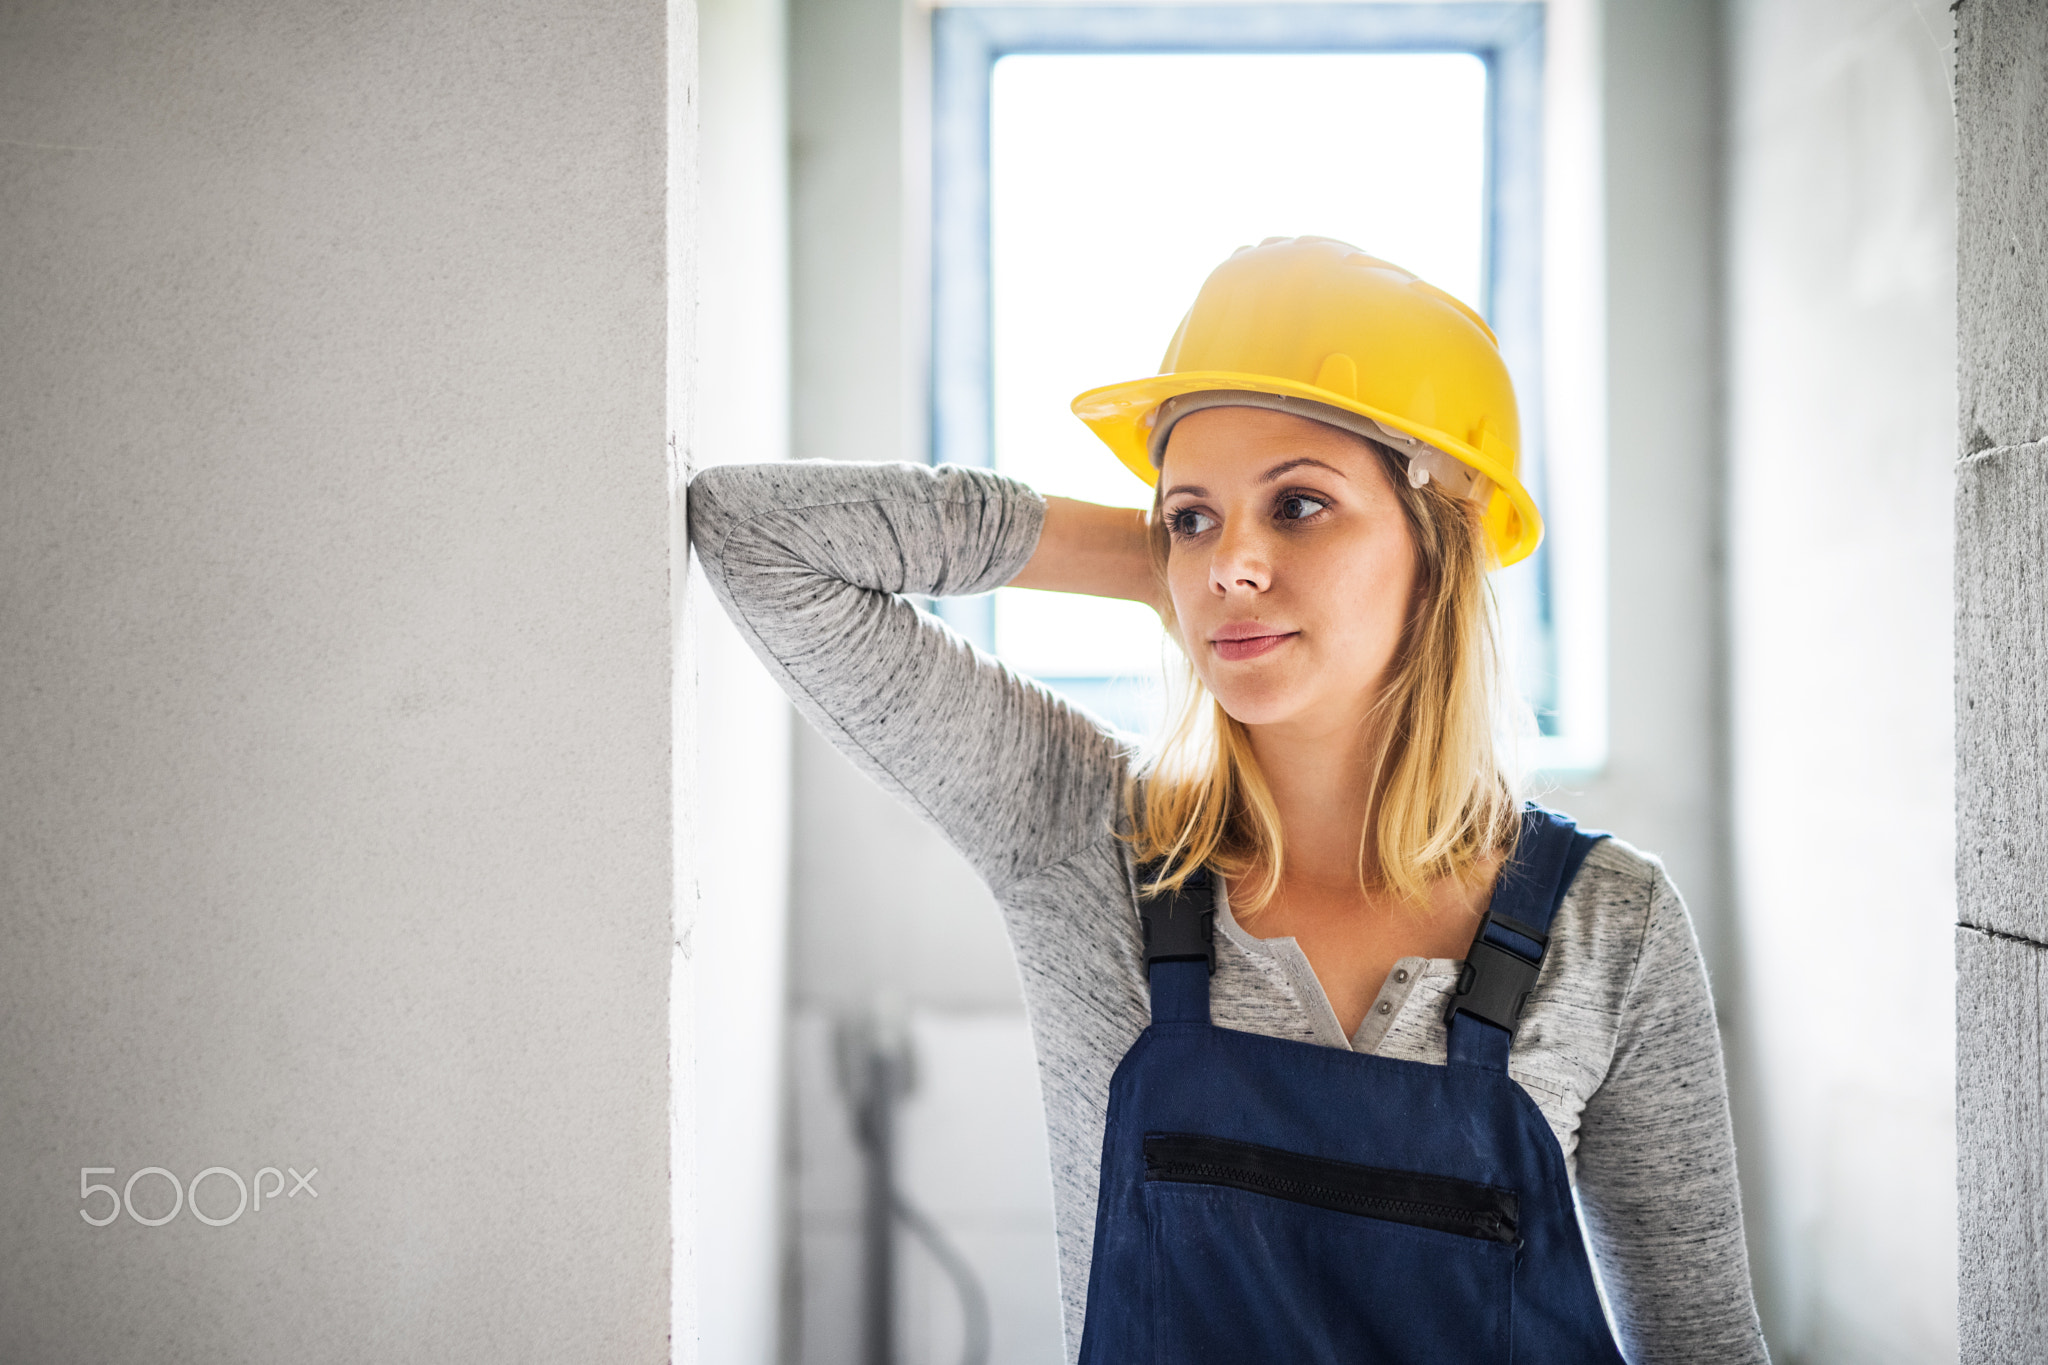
[{"left": 1158, "top": 406, "right": 1419, "bottom": 734}]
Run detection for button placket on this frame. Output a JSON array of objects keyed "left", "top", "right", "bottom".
[{"left": 1351, "top": 957, "right": 1432, "bottom": 1053}]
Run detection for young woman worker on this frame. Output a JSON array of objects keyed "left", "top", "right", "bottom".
[{"left": 690, "top": 236, "right": 1769, "bottom": 1362}]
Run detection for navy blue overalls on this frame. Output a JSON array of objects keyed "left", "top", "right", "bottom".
[{"left": 1077, "top": 805, "right": 1628, "bottom": 1363}]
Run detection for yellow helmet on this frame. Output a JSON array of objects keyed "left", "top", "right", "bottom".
[{"left": 1069, "top": 235, "right": 1541, "bottom": 567}]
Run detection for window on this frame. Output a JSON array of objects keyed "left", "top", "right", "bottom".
[{"left": 932, "top": 4, "right": 1597, "bottom": 770}]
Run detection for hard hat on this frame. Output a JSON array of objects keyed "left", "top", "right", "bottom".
[{"left": 1069, "top": 235, "right": 1541, "bottom": 567}]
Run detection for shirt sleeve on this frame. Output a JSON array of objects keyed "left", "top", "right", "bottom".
[
  {"left": 686, "top": 458, "right": 1133, "bottom": 892},
  {"left": 1572, "top": 869, "right": 1772, "bottom": 1363}
]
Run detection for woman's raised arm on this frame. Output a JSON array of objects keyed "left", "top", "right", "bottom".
[
  {"left": 1007, "top": 496, "right": 1163, "bottom": 610},
  {"left": 687, "top": 459, "right": 1138, "bottom": 893}
]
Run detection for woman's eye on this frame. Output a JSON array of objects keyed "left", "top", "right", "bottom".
[
  {"left": 1277, "top": 493, "right": 1329, "bottom": 521},
  {"left": 1167, "top": 508, "right": 1216, "bottom": 538}
]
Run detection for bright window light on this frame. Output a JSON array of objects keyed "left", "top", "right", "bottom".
[{"left": 988, "top": 52, "right": 1491, "bottom": 692}]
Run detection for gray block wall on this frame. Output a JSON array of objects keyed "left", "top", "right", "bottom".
[
  {"left": 0, "top": 3, "right": 684, "bottom": 1360},
  {"left": 1956, "top": 1, "right": 2048, "bottom": 1357}
]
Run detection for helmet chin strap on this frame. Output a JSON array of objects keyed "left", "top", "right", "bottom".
[{"left": 1146, "top": 389, "right": 1492, "bottom": 505}]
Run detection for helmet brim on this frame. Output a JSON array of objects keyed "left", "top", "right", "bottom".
[{"left": 1071, "top": 369, "right": 1543, "bottom": 568}]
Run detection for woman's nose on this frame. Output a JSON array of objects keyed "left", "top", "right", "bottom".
[{"left": 1209, "top": 519, "right": 1272, "bottom": 595}]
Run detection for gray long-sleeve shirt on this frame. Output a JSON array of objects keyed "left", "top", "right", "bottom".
[{"left": 687, "top": 457, "right": 1769, "bottom": 1364}]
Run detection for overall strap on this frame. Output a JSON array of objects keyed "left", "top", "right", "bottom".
[
  {"left": 1446, "top": 806, "right": 1609, "bottom": 1071},
  {"left": 1138, "top": 863, "right": 1216, "bottom": 1025}
]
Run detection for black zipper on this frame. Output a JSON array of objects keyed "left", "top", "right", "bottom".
[{"left": 1142, "top": 1133, "right": 1519, "bottom": 1245}]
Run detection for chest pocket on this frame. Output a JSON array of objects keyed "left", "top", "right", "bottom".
[{"left": 1141, "top": 1132, "right": 1515, "bottom": 1365}]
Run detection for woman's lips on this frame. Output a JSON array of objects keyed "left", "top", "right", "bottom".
[{"left": 1211, "top": 631, "right": 1296, "bottom": 662}]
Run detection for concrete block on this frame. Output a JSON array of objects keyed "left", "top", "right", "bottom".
[
  {"left": 1957, "top": 0, "right": 2048, "bottom": 453},
  {"left": 0, "top": 2, "right": 676, "bottom": 1358},
  {"left": 1957, "top": 926, "right": 2048, "bottom": 1364},
  {"left": 1956, "top": 441, "right": 2048, "bottom": 944}
]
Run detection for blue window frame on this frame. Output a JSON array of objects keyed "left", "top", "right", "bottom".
[{"left": 929, "top": 3, "right": 1566, "bottom": 750}]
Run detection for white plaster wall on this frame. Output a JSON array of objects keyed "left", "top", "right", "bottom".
[
  {"left": 783, "top": 2, "right": 1034, "bottom": 1350},
  {"left": 1552, "top": 0, "right": 1732, "bottom": 985},
  {"left": 1724, "top": 0, "right": 1958, "bottom": 1359},
  {"left": 787, "top": 0, "right": 1020, "bottom": 1014},
  {"left": 788, "top": 1011, "right": 1063, "bottom": 1365},
  {"left": 694, "top": 0, "right": 796, "bottom": 1359},
  {"left": 0, "top": 4, "right": 683, "bottom": 1361}
]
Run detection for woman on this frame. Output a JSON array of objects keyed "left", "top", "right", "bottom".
[{"left": 691, "top": 236, "right": 1768, "bottom": 1362}]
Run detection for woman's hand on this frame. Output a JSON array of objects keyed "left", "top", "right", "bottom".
[{"left": 1007, "top": 496, "right": 1165, "bottom": 613}]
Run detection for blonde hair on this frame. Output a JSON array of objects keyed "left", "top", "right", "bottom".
[{"left": 1124, "top": 435, "right": 1522, "bottom": 914}]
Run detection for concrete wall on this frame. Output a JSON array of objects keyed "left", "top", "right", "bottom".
[
  {"left": 694, "top": 0, "right": 795, "bottom": 1360},
  {"left": 1954, "top": 1, "right": 2048, "bottom": 1358},
  {"left": 1725, "top": 0, "right": 1958, "bottom": 1360},
  {"left": 0, "top": 4, "right": 685, "bottom": 1361}
]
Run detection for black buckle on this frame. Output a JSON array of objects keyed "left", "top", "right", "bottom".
[
  {"left": 1138, "top": 866, "right": 1216, "bottom": 975},
  {"left": 1444, "top": 912, "right": 1549, "bottom": 1037}
]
